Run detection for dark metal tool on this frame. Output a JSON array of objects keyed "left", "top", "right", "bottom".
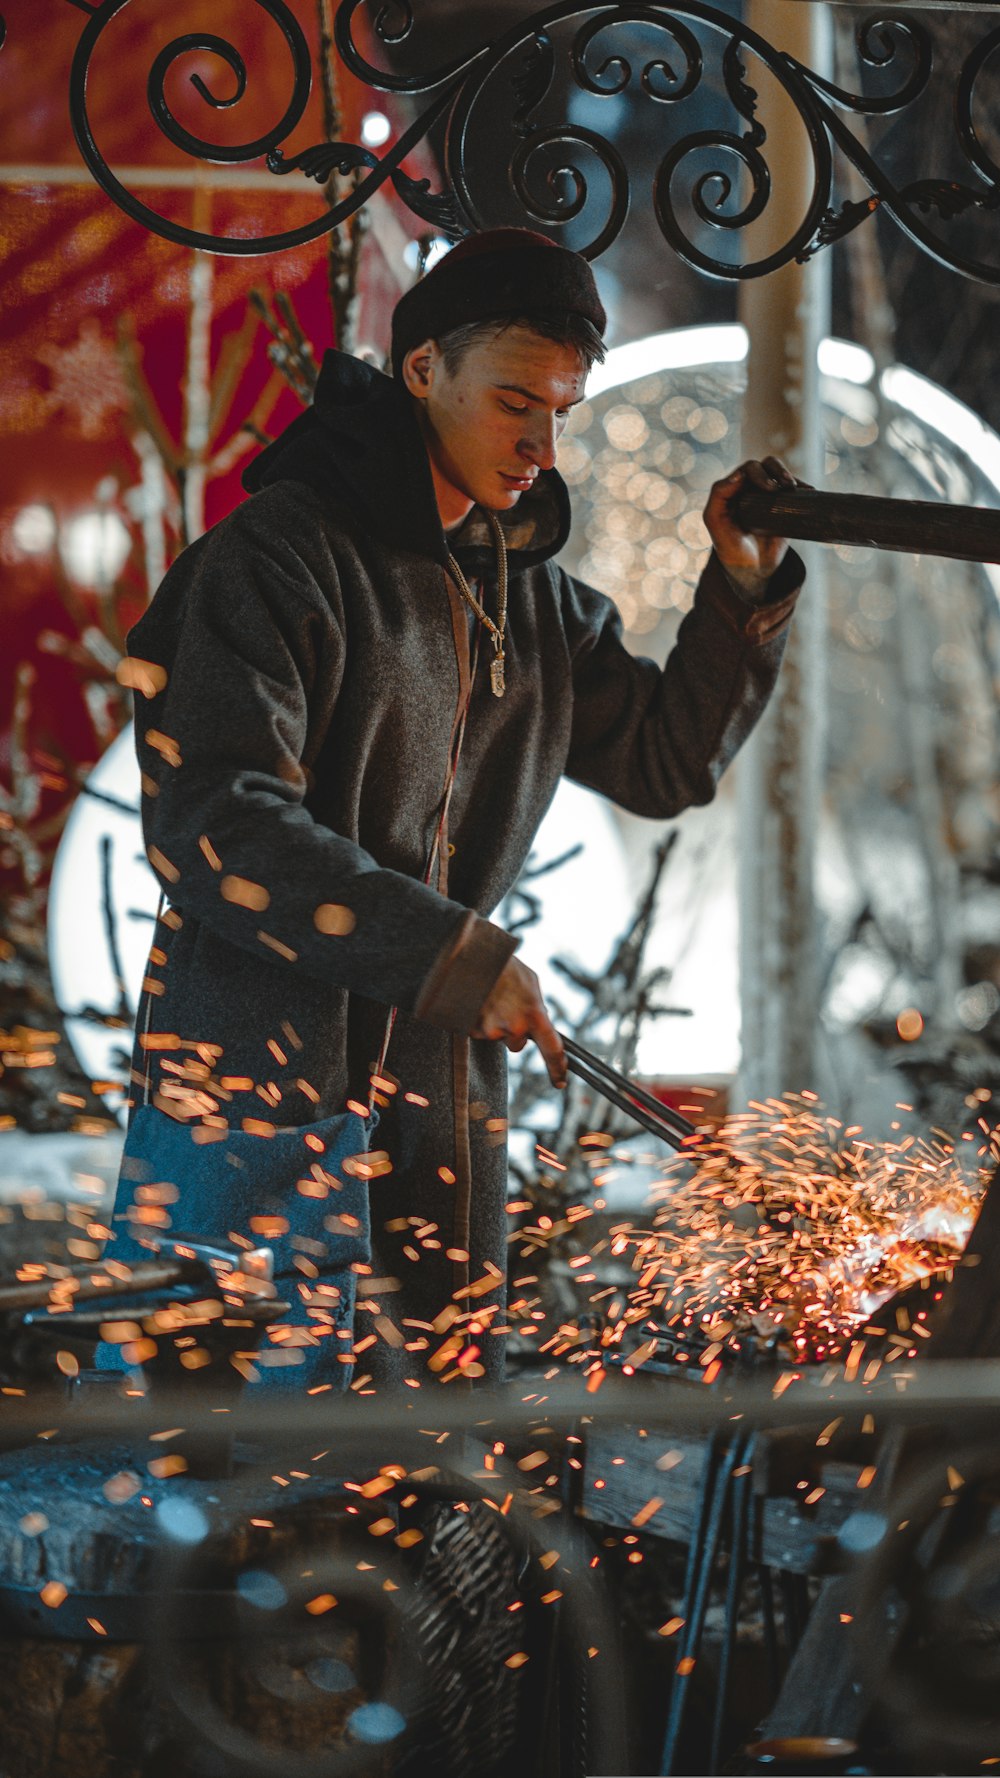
[
  {"left": 560, "top": 1035, "right": 696, "bottom": 1151},
  {"left": 733, "top": 485, "right": 1000, "bottom": 564},
  {"left": 0, "top": 1233, "right": 274, "bottom": 1315}
]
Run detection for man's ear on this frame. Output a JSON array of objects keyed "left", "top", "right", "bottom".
[{"left": 401, "top": 338, "right": 440, "bottom": 400}]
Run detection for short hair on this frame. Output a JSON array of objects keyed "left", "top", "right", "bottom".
[{"left": 435, "top": 312, "right": 607, "bottom": 378}]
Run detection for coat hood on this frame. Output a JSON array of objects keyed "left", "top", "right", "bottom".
[{"left": 242, "top": 349, "right": 572, "bottom": 573}]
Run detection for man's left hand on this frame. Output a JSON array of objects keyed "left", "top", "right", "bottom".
[{"left": 704, "top": 455, "right": 804, "bottom": 597}]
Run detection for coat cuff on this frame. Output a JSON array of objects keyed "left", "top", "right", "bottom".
[
  {"left": 414, "top": 911, "right": 518, "bottom": 1035},
  {"left": 698, "top": 549, "right": 805, "bottom": 646}
]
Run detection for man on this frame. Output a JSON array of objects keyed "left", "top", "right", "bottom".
[{"left": 109, "top": 228, "right": 803, "bottom": 1392}]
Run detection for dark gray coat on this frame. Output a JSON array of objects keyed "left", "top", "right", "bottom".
[{"left": 119, "top": 350, "right": 803, "bottom": 1389}]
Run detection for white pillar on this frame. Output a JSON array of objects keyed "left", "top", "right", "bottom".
[
  {"left": 181, "top": 185, "right": 214, "bottom": 546},
  {"left": 182, "top": 246, "right": 213, "bottom": 546},
  {"left": 736, "top": 0, "right": 832, "bottom": 1103}
]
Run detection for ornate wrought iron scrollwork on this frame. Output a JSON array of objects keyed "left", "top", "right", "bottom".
[
  {"left": 64, "top": 0, "right": 1000, "bottom": 283},
  {"left": 652, "top": 26, "right": 828, "bottom": 281},
  {"left": 266, "top": 99, "right": 469, "bottom": 241},
  {"left": 67, "top": 0, "right": 463, "bottom": 253},
  {"left": 793, "top": 15, "right": 1000, "bottom": 281}
]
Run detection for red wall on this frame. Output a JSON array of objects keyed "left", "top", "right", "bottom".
[{"left": 0, "top": 0, "right": 412, "bottom": 892}]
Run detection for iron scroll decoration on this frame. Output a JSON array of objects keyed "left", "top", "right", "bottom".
[{"left": 58, "top": 0, "right": 1000, "bottom": 280}]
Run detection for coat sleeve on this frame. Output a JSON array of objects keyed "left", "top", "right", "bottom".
[
  {"left": 561, "top": 547, "right": 805, "bottom": 818},
  {"left": 128, "top": 509, "right": 515, "bottom": 1034}
]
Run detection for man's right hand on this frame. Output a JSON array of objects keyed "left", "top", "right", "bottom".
[{"left": 471, "top": 956, "right": 567, "bottom": 1089}]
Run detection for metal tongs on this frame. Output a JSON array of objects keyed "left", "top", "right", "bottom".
[{"left": 560, "top": 1034, "right": 696, "bottom": 1151}]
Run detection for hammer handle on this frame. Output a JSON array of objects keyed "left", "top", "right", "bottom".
[{"left": 733, "top": 486, "right": 1000, "bottom": 564}]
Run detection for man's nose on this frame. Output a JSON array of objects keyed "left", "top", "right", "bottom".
[{"left": 519, "top": 416, "right": 559, "bottom": 473}]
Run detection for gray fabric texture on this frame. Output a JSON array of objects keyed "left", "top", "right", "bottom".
[{"left": 113, "top": 350, "right": 804, "bottom": 1391}]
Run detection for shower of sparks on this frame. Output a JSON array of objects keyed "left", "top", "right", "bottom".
[
  {"left": 593, "top": 1094, "right": 996, "bottom": 1367},
  {"left": 4, "top": 1057, "right": 998, "bottom": 1400}
]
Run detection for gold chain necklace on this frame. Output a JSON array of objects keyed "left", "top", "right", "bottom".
[{"left": 447, "top": 512, "right": 509, "bottom": 698}]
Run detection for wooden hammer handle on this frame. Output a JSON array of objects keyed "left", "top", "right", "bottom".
[{"left": 733, "top": 485, "right": 1000, "bottom": 564}]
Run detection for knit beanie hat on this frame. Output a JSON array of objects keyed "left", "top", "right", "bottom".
[{"left": 391, "top": 227, "right": 607, "bottom": 377}]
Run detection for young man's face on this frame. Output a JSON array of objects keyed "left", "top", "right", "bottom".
[{"left": 402, "top": 324, "right": 589, "bottom": 529}]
